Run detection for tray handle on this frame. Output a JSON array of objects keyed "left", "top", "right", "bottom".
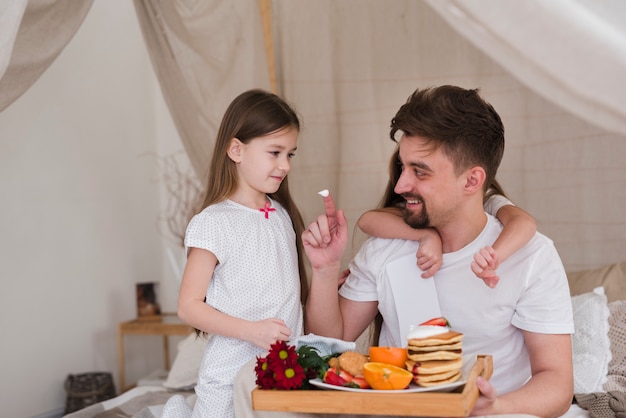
[{"left": 460, "top": 354, "right": 493, "bottom": 413}]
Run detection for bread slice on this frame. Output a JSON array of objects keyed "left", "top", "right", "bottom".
[
  {"left": 413, "top": 368, "right": 461, "bottom": 383},
  {"left": 414, "top": 370, "right": 462, "bottom": 387},
  {"left": 407, "top": 341, "right": 463, "bottom": 352},
  {"left": 407, "top": 349, "right": 462, "bottom": 362},
  {"left": 407, "top": 330, "right": 463, "bottom": 347},
  {"left": 405, "top": 357, "right": 463, "bottom": 375}
]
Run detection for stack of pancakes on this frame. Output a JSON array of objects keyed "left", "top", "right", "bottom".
[{"left": 406, "top": 330, "right": 464, "bottom": 387}]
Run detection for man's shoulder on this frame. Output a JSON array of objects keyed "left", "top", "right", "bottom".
[
  {"left": 359, "top": 236, "right": 419, "bottom": 255},
  {"left": 522, "top": 231, "right": 556, "bottom": 255},
  {"left": 352, "top": 237, "right": 420, "bottom": 272},
  {"left": 486, "top": 214, "right": 556, "bottom": 255}
]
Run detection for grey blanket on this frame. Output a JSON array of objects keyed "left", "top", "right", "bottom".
[
  {"left": 63, "top": 389, "right": 194, "bottom": 418},
  {"left": 575, "top": 391, "right": 626, "bottom": 418}
]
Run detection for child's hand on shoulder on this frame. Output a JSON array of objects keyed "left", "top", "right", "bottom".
[
  {"left": 471, "top": 246, "right": 500, "bottom": 288},
  {"left": 416, "top": 229, "right": 442, "bottom": 278}
]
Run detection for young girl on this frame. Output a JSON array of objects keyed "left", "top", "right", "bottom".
[
  {"left": 357, "top": 149, "right": 536, "bottom": 288},
  {"left": 170, "top": 89, "right": 306, "bottom": 418}
]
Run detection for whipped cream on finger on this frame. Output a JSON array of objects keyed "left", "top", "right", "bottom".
[{"left": 318, "top": 189, "right": 329, "bottom": 197}]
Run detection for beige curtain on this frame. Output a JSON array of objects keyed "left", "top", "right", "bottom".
[
  {"left": 4, "top": 0, "right": 620, "bottom": 272},
  {"left": 133, "top": 0, "right": 626, "bottom": 271},
  {"left": 0, "top": 0, "right": 93, "bottom": 112},
  {"left": 272, "top": 0, "right": 626, "bottom": 271},
  {"left": 132, "top": 0, "right": 272, "bottom": 177}
]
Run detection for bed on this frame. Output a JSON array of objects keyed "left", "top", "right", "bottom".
[{"left": 64, "top": 261, "right": 626, "bottom": 418}]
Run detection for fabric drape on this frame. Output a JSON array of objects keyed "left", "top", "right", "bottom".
[
  {"left": 132, "top": 0, "right": 272, "bottom": 177},
  {"left": 0, "top": 0, "right": 94, "bottom": 112},
  {"left": 425, "top": 0, "right": 626, "bottom": 136},
  {"left": 1, "top": 0, "right": 624, "bottom": 271}
]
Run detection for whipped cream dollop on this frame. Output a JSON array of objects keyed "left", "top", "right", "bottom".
[
  {"left": 407, "top": 325, "right": 449, "bottom": 340},
  {"left": 318, "top": 189, "right": 329, "bottom": 197}
]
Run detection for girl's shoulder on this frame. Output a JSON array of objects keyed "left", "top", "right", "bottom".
[{"left": 188, "top": 201, "right": 237, "bottom": 225}]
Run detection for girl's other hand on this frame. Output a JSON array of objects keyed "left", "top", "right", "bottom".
[
  {"left": 471, "top": 246, "right": 500, "bottom": 288},
  {"left": 416, "top": 229, "right": 442, "bottom": 278},
  {"left": 246, "top": 318, "right": 292, "bottom": 351}
]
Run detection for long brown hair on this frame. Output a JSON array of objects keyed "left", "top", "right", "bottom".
[{"left": 198, "top": 89, "right": 308, "bottom": 306}]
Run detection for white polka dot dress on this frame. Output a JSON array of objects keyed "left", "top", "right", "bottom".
[{"left": 184, "top": 198, "right": 303, "bottom": 418}]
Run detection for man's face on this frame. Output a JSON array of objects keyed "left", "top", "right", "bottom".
[{"left": 393, "top": 135, "right": 463, "bottom": 229}]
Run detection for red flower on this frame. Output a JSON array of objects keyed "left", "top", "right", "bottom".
[
  {"left": 254, "top": 356, "right": 276, "bottom": 389},
  {"left": 273, "top": 363, "right": 306, "bottom": 390},
  {"left": 267, "top": 341, "right": 299, "bottom": 367},
  {"left": 255, "top": 340, "right": 310, "bottom": 390}
]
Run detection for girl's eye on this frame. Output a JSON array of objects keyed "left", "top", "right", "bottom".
[
  {"left": 269, "top": 151, "right": 280, "bottom": 156},
  {"left": 288, "top": 153, "right": 296, "bottom": 159}
]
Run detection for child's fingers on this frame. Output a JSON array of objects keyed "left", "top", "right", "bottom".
[
  {"left": 471, "top": 260, "right": 483, "bottom": 275},
  {"left": 484, "top": 276, "right": 500, "bottom": 288},
  {"left": 473, "top": 253, "right": 487, "bottom": 269}
]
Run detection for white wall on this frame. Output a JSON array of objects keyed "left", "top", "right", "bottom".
[{"left": 0, "top": 2, "right": 185, "bottom": 416}]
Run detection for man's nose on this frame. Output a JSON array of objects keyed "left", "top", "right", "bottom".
[{"left": 394, "top": 171, "right": 409, "bottom": 195}]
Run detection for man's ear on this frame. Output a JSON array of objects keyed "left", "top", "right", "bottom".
[
  {"left": 227, "top": 138, "right": 243, "bottom": 163},
  {"left": 464, "top": 166, "right": 486, "bottom": 194}
]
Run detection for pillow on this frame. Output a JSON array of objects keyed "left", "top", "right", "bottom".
[
  {"left": 163, "top": 333, "right": 209, "bottom": 390},
  {"left": 604, "top": 300, "right": 626, "bottom": 392},
  {"left": 567, "top": 262, "right": 626, "bottom": 302},
  {"left": 571, "top": 287, "right": 611, "bottom": 394}
]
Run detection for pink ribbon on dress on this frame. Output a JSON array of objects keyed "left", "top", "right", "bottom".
[{"left": 259, "top": 201, "right": 275, "bottom": 219}]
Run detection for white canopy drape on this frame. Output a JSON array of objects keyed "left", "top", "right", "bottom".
[{"left": 425, "top": 0, "right": 626, "bottom": 136}]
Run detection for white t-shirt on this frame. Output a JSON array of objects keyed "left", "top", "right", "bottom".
[{"left": 339, "top": 213, "right": 574, "bottom": 394}]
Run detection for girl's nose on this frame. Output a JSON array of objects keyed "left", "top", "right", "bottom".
[{"left": 278, "top": 157, "right": 291, "bottom": 172}]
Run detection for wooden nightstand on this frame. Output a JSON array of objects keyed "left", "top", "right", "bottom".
[{"left": 117, "top": 313, "right": 193, "bottom": 392}]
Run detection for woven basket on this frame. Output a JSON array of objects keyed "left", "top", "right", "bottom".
[{"left": 64, "top": 372, "right": 116, "bottom": 413}]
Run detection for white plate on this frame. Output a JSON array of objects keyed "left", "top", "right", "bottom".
[
  {"left": 309, "top": 356, "right": 472, "bottom": 393},
  {"left": 309, "top": 377, "right": 465, "bottom": 393}
]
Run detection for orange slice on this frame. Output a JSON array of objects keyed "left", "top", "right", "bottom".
[
  {"left": 363, "top": 362, "right": 413, "bottom": 390},
  {"left": 369, "top": 346, "right": 409, "bottom": 368}
]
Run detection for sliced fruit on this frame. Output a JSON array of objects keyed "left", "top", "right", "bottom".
[
  {"left": 347, "top": 375, "right": 370, "bottom": 389},
  {"left": 363, "top": 362, "right": 413, "bottom": 390},
  {"left": 419, "top": 317, "right": 450, "bottom": 327},
  {"left": 323, "top": 367, "right": 347, "bottom": 386},
  {"left": 368, "top": 346, "right": 409, "bottom": 369}
]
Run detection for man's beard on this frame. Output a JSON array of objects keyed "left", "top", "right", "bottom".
[{"left": 402, "top": 201, "right": 430, "bottom": 229}]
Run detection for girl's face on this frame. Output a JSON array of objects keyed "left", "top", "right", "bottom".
[{"left": 230, "top": 127, "right": 298, "bottom": 202}]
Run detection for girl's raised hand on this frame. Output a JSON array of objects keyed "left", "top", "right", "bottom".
[
  {"left": 246, "top": 318, "right": 292, "bottom": 351},
  {"left": 471, "top": 246, "right": 500, "bottom": 288}
]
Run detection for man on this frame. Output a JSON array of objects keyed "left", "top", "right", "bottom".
[{"left": 302, "top": 86, "right": 574, "bottom": 417}]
